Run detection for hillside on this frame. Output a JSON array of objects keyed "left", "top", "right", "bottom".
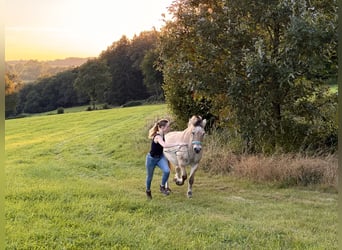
[
  {"left": 5, "top": 57, "right": 91, "bottom": 84},
  {"left": 5, "top": 104, "right": 337, "bottom": 249}
]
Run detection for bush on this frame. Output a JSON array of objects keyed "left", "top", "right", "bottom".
[
  {"left": 201, "top": 131, "right": 338, "bottom": 190},
  {"left": 102, "top": 103, "right": 110, "bottom": 109},
  {"left": 57, "top": 107, "right": 64, "bottom": 114}
]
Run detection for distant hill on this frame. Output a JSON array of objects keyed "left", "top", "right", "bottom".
[
  {"left": 45, "top": 57, "right": 92, "bottom": 67},
  {"left": 6, "top": 57, "right": 91, "bottom": 84}
]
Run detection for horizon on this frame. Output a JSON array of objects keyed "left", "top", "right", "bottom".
[
  {"left": 5, "top": 56, "right": 94, "bottom": 62},
  {"left": 5, "top": 0, "right": 173, "bottom": 61}
]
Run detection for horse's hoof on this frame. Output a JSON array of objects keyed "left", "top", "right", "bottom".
[
  {"left": 187, "top": 191, "right": 192, "bottom": 198},
  {"left": 176, "top": 180, "right": 184, "bottom": 186}
]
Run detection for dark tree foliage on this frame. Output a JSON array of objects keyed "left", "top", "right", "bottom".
[
  {"left": 5, "top": 72, "right": 21, "bottom": 117},
  {"left": 141, "top": 49, "right": 164, "bottom": 100},
  {"left": 16, "top": 69, "right": 82, "bottom": 114},
  {"left": 132, "top": 31, "right": 164, "bottom": 101},
  {"left": 100, "top": 34, "right": 155, "bottom": 105}
]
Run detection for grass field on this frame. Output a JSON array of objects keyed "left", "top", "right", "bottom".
[{"left": 5, "top": 104, "right": 337, "bottom": 249}]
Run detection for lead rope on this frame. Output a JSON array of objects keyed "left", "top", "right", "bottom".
[{"left": 164, "top": 144, "right": 188, "bottom": 154}]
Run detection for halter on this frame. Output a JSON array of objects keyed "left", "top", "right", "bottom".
[{"left": 191, "top": 140, "right": 202, "bottom": 145}]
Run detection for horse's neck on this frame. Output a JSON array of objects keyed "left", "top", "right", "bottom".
[{"left": 181, "top": 127, "right": 193, "bottom": 144}]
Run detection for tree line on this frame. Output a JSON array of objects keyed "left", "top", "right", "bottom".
[{"left": 5, "top": 0, "right": 337, "bottom": 154}]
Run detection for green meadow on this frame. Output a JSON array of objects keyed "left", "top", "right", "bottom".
[{"left": 5, "top": 104, "right": 337, "bottom": 249}]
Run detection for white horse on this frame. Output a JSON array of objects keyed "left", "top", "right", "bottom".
[{"left": 164, "top": 116, "right": 206, "bottom": 198}]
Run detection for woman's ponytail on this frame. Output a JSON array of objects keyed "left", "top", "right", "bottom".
[
  {"left": 148, "top": 123, "right": 159, "bottom": 139},
  {"left": 148, "top": 119, "right": 169, "bottom": 139}
]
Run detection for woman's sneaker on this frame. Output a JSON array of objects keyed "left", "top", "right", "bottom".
[
  {"left": 160, "top": 185, "right": 170, "bottom": 195},
  {"left": 146, "top": 190, "right": 152, "bottom": 199}
]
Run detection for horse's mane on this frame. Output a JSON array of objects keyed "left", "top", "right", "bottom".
[{"left": 188, "top": 115, "right": 203, "bottom": 127}]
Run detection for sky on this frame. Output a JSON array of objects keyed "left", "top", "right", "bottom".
[{"left": 5, "top": 0, "right": 174, "bottom": 61}]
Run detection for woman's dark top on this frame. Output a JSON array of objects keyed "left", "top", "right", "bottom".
[{"left": 150, "top": 134, "right": 164, "bottom": 158}]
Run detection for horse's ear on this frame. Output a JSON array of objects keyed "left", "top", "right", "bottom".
[{"left": 202, "top": 119, "right": 207, "bottom": 128}]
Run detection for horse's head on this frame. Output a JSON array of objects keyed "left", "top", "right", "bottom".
[{"left": 188, "top": 116, "right": 206, "bottom": 154}]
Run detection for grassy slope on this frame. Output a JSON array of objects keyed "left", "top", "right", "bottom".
[{"left": 5, "top": 104, "right": 337, "bottom": 249}]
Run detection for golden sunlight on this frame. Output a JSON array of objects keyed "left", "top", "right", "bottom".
[{"left": 5, "top": 0, "right": 173, "bottom": 61}]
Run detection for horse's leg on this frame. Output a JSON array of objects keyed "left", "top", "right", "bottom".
[
  {"left": 173, "top": 165, "right": 187, "bottom": 186},
  {"left": 174, "top": 165, "right": 184, "bottom": 185},
  {"left": 187, "top": 163, "right": 199, "bottom": 198},
  {"left": 180, "top": 165, "right": 187, "bottom": 184},
  {"left": 174, "top": 153, "right": 187, "bottom": 186}
]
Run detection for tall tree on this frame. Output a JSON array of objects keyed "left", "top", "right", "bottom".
[
  {"left": 74, "top": 59, "right": 112, "bottom": 110},
  {"left": 5, "top": 72, "right": 21, "bottom": 117},
  {"left": 100, "top": 34, "right": 155, "bottom": 105},
  {"left": 100, "top": 36, "right": 134, "bottom": 105},
  {"left": 141, "top": 49, "right": 164, "bottom": 99},
  {"left": 159, "top": 0, "right": 337, "bottom": 152}
]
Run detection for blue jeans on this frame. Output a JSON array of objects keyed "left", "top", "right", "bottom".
[{"left": 145, "top": 153, "right": 170, "bottom": 191}]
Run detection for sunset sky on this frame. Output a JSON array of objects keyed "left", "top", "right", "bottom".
[{"left": 5, "top": 0, "right": 173, "bottom": 61}]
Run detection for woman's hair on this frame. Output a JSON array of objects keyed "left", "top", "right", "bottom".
[{"left": 148, "top": 119, "right": 169, "bottom": 139}]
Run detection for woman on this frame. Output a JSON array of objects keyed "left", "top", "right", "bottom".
[{"left": 145, "top": 119, "right": 185, "bottom": 199}]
